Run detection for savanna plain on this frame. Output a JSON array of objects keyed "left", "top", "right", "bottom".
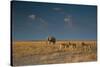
[{"left": 12, "top": 40, "right": 97, "bottom": 66}]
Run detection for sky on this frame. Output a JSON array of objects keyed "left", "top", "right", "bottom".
[{"left": 11, "top": 1, "right": 97, "bottom": 40}]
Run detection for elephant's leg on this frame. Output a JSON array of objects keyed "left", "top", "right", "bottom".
[
  {"left": 53, "top": 41, "right": 55, "bottom": 44},
  {"left": 48, "top": 41, "right": 50, "bottom": 45},
  {"left": 49, "top": 41, "right": 51, "bottom": 45}
]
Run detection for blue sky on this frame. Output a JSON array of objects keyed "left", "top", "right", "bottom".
[{"left": 12, "top": 1, "right": 97, "bottom": 40}]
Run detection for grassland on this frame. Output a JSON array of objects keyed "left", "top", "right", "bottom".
[{"left": 12, "top": 40, "right": 97, "bottom": 66}]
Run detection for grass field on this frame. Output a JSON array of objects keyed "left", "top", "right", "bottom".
[{"left": 12, "top": 40, "right": 97, "bottom": 66}]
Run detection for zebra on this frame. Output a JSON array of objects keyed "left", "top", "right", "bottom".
[
  {"left": 59, "top": 42, "right": 76, "bottom": 50},
  {"left": 81, "top": 42, "right": 92, "bottom": 51},
  {"left": 69, "top": 42, "right": 76, "bottom": 48}
]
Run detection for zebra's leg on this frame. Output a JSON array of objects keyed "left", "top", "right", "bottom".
[
  {"left": 49, "top": 41, "right": 51, "bottom": 44},
  {"left": 66, "top": 44, "right": 69, "bottom": 48},
  {"left": 74, "top": 44, "right": 76, "bottom": 48},
  {"left": 59, "top": 44, "right": 62, "bottom": 50}
]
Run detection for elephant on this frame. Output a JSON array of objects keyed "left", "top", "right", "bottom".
[{"left": 47, "top": 36, "right": 56, "bottom": 45}]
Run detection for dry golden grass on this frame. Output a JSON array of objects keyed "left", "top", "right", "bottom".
[{"left": 12, "top": 40, "right": 97, "bottom": 66}]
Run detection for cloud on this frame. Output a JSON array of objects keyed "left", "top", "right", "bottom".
[
  {"left": 29, "top": 14, "right": 47, "bottom": 24},
  {"left": 53, "top": 7, "right": 67, "bottom": 15},
  {"left": 28, "top": 14, "right": 48, "bottom": 34},
  {"left": 64, "top": 17, "right": 70, "bottom": 22},
  {"left": 64, "top": 15, "right": 72, "bottom": 22},
  {"left": 64, "top": 15, "right": 73, "bottom": 28},
  {"left": 53, "top": 7, "right": 73, "bottom": 29},
  {"left": 28, "top": 14, "right": 47, "bottom": 24},
  {"left": 29, "top": 14, "right": 36, "bottom": 20},
  {"left": 53, "top": 7, "right": 62, "bottom": 11}
]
